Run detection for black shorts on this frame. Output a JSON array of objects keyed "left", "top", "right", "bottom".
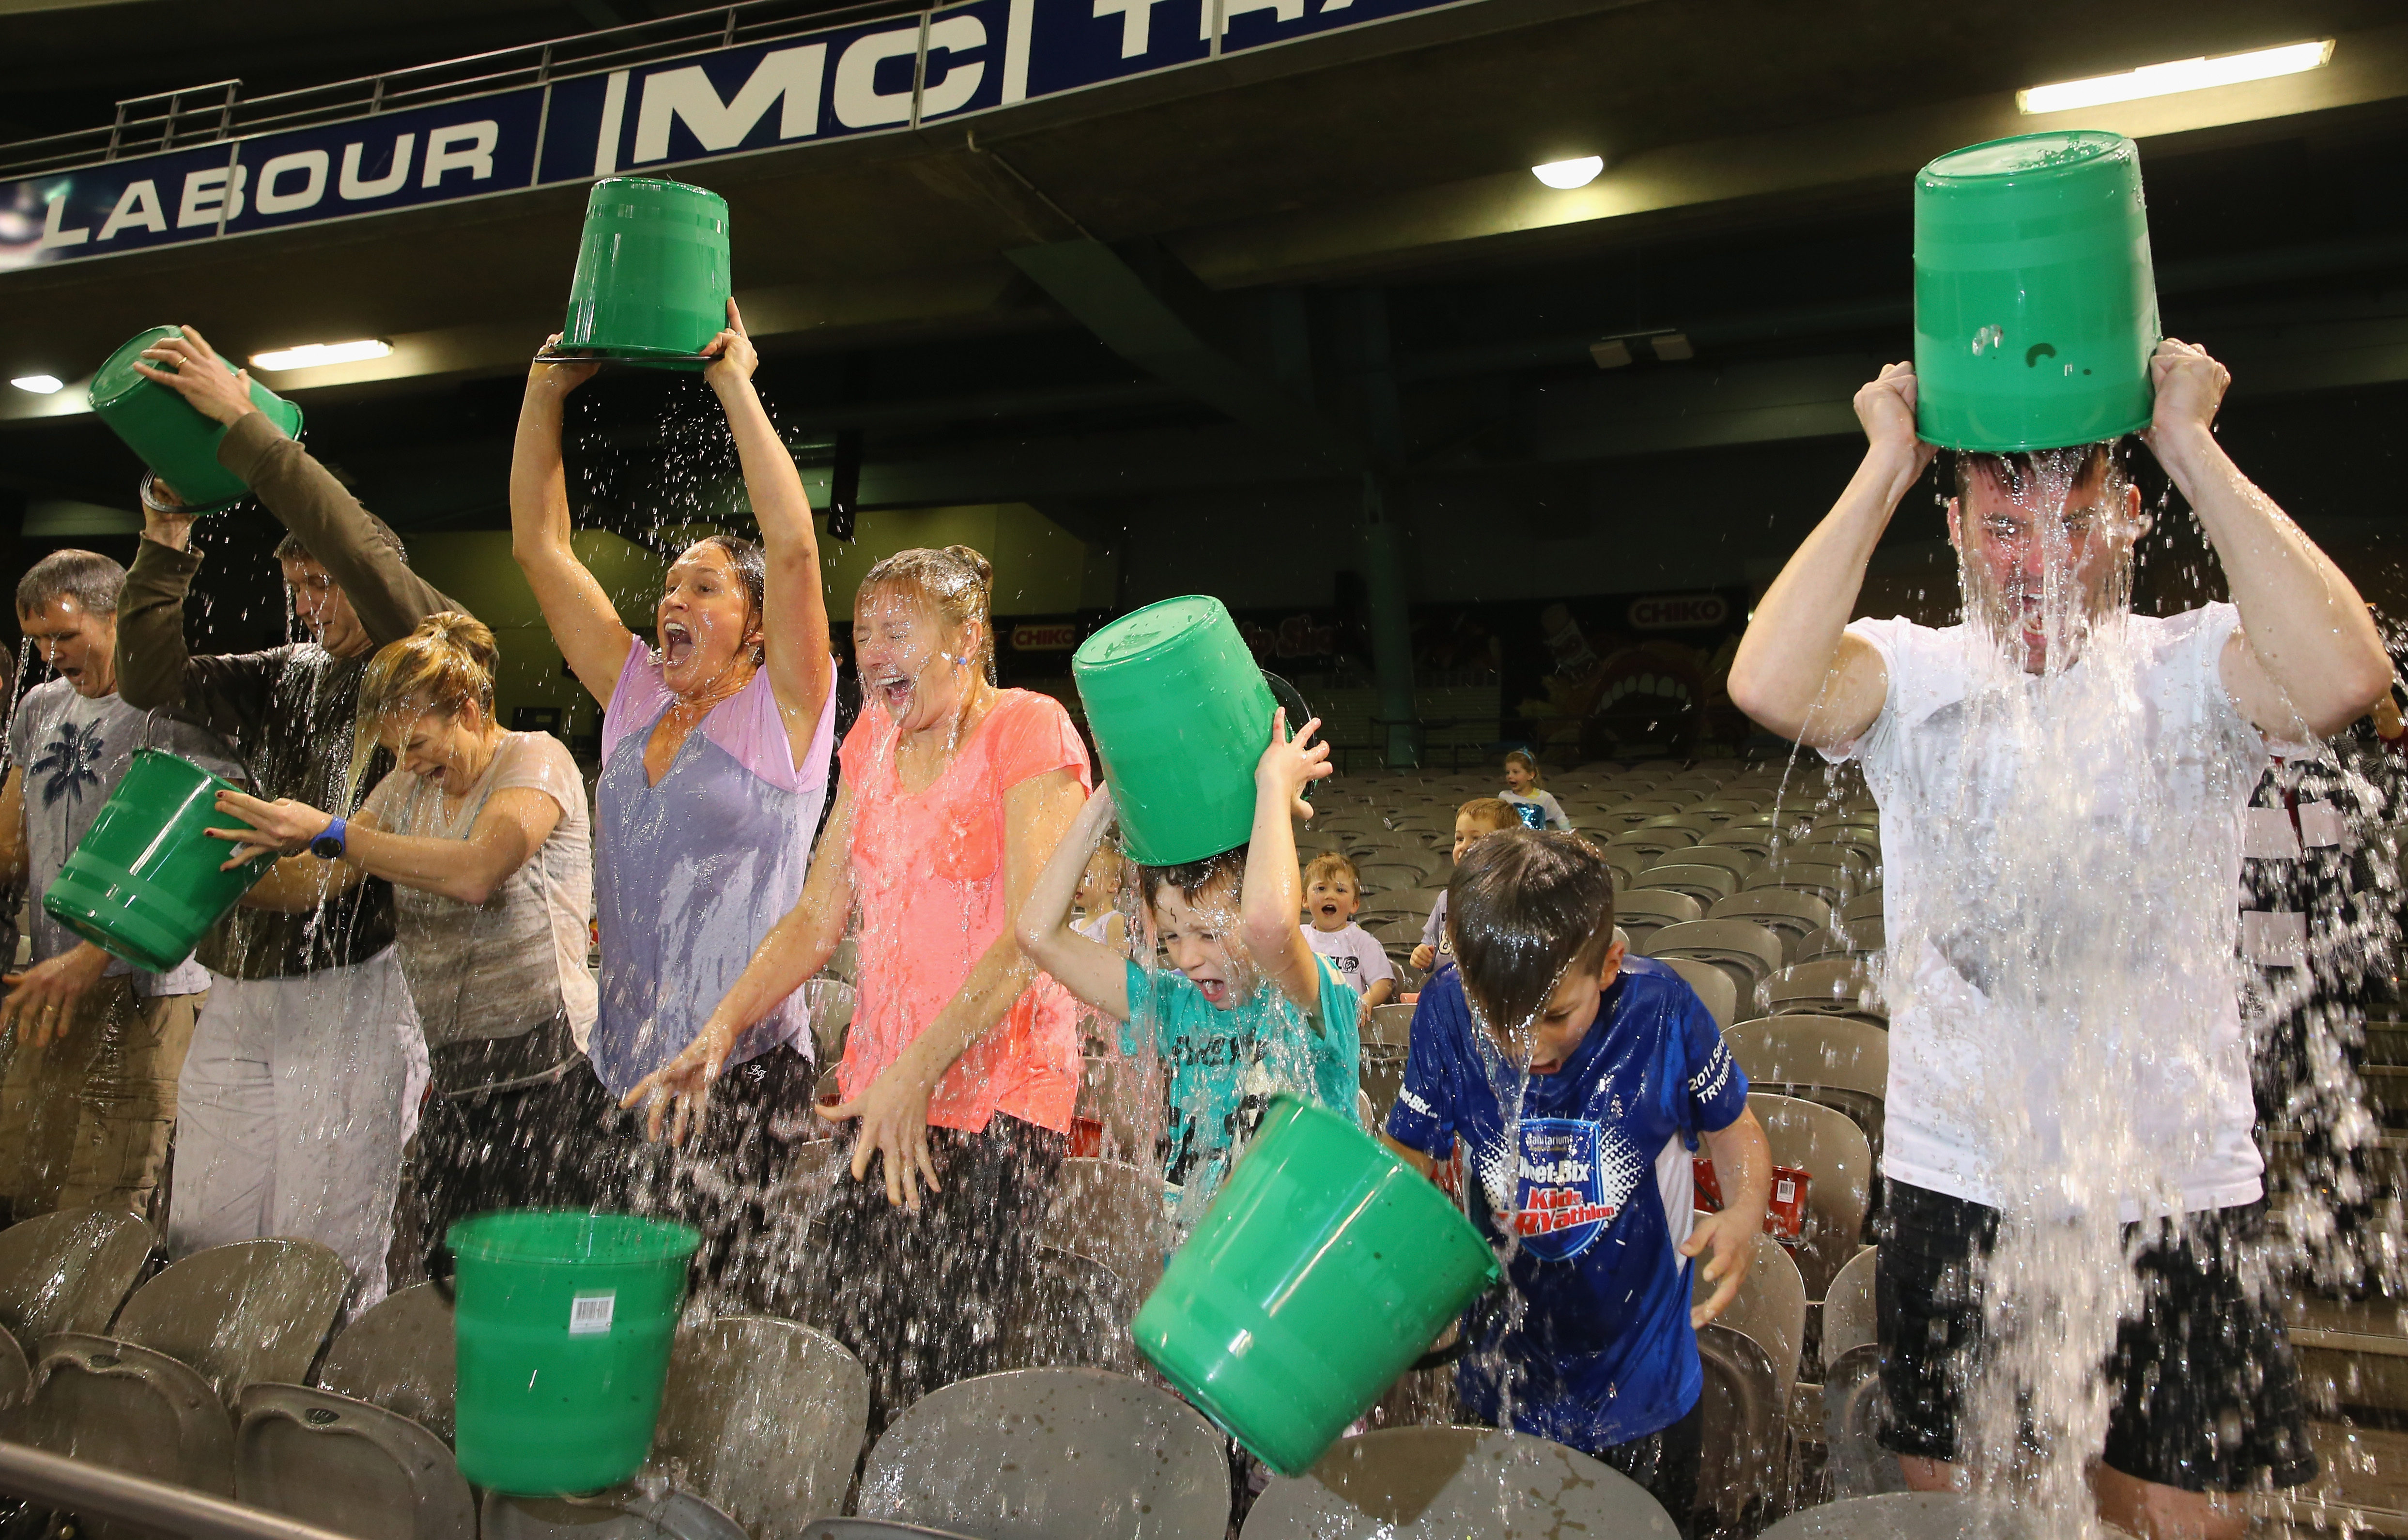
[{"left": 1875, "top": 1181, "right": 2318, "bottom": 1493}]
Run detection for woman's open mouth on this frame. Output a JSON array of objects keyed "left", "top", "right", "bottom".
[
  {"left": 870, "top": 673, "right": 914, "bottom": 711},
  {"left": 662, "top": 623, "right": 694, "bottom": 667}
]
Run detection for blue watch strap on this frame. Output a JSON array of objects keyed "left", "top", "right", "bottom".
[{"left": 310, "top": 816, "right": 348, "bottom": 860}]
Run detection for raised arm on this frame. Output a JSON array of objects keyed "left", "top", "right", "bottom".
[
  {"left": 131, "top": 328, "right": 453, "bottom": 646},
  {"left": 620, "top": 779, "right": 860, "bottom": 1141},
  {"left": 115, "top": 510, "right": 279, "bottom": 734},
  {"left": 1242, "top": 709, "right": 1335, "bottom": 1014},
  {"left": 1019, "top": 785, "right": 1132, "bottom": 1021},
  {"left": 1726, "top": 363, "right": 1930, "bottom": 749},
  {"left": 510, "top": 344, "right": 635, "bottom": 705},
  {"left": 2141, "top": 340, "right": 2391, "bottom": 739},
  {"left": 703, "top": 300, "right": 834, "bottom": 767}
]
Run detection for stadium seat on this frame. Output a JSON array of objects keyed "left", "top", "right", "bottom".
[
  {"left": 1615, "top": 889, "right": 1705, "bottom": 952},
  {"left": 234, "top": 1381, "right": 473, "bottom": 1540},
  {"left": 1241, "top": 1425, "right": 1677, "bottom": 1539},
  {"left": 1700, "top": 826, "right": 1778, "bottom": 862},
  {"left": 1697, "top": 1322, "right": 1785, "bottom": 1531},
  {"left": 1800, "top": 919, "right": 1886, "bottom": 964},
  {"left": 1726, "top": 1016, "right": 1888, "bottom": 1160},
  {"left": 25, "top": 1334, "right": 235, "bottom": 1494},
  {"left": 652, "top": 1316, "right": 869, "bottom": 1536},
  {"left": 1749, "top": 1094, "right": 1875, "bottom": 1301},
  {"left": 1821, "top": 1246, "right": 1879, "bottom": 1365},
  {"left": 824, "top": 936, "right": 858, "bottom": 985},
  {"left": 1076, "top": 1057, "right": 1158, "bottom": 1165},
  {"left": 319, "top": 1282, "right": 456, "bottom": 1441},
  {"left": 1838, "top": 892, "right": 1886, "bottom": 926},
  {"left": 1709, "top": 892, "right": 1833, "bottom": 965},
  {"left": 1040, "top": 1157, "right": 1165, "bottom": 1297},
  {"left": 858, "top": 1367, "right": 1228, "bottom": 1540},
  {"left": 108, "top": 1238, "right": 348, "bottom": 1405},
  {"left": 1003, "top": 1247, "right": 1140, "bottom": 1377},
  {"left": 1636, "top": 862, "right": 1740, "bottom": 907},
  {"left": 1695, "top": 1230, "right": 1808, "bottom": 1414},
  {"left": 807, "top": 978, "right": 856, "bottom": 1065},
  {"left": 1656, "top": 957, "right": 1738, "bottom": 1031},
  {"left": 1756, "top": 1492, "right": 2033, "bottom": 1540},
  {"left": 1763, "top": 958, "right": 1885, "bottom": 1027},
  {"left": 1644, "top": 919, "right": 1785, "bottom": 1006},
  {"left": 1669, "top": 846, "right": 1754, "bottom": 881},
  {"left": 0, "top": 1208, "right": 154, "bottom": 1359},
  {"left": 481, "top": 1487, "right": 746, "bottom": 1540},
  {"left": 1365, "top": 1003, "right": 1415, "bottom": 1050}
]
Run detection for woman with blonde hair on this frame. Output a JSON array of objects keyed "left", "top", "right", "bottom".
[
  {"left": 210, "top": 610, "right": 597, "bottom": 1255},
  {"left": 630, "top": 543, "right": 1088, "bottom": 1435}
]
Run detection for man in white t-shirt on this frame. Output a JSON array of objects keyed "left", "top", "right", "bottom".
[{"left": 1728, "top": 340, "right": 2389, "bottom": 1540}]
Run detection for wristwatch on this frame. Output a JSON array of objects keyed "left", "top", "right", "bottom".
[{"left": 309, "top": 816, "right": 348, "bottom": 860}]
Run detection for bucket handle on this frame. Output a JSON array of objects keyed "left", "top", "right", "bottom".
[
  {"left": 1408, "top": 1281, "right": 1509, "bottom": 1372},
  {"left": 429, "top": 1244, "right": 456, "bottom": 1304}
]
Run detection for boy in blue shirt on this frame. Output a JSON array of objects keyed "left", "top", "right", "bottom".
[
  {"left": 1384, "top": 828, "right": 1770, "bottom": 1533},
  {"left": 1022, "top": 708, "right": 1359, "bottom": 1233}
]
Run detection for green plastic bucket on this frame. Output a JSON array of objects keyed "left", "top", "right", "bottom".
[
  {"left": 43, "top": 750, "right": 275, "bottom": 973},
  {"left": 1133, "top": 1095, "right": 1501, "bottom": 1476},
  {"left": 1914, "top": 130, "right": 2160, "bottom": 453},
  {"left": 559, "top": 178, "right": 730, "bottom": 369},
  {"left": 1073, "top": 596, "right": 1276, "bottom": 867},
  {"left": 87, "top": 327, "right": 305, "bottom": 514},
  {"left": 447, "top": 1211, "right": 700, "bottom": 1495}
]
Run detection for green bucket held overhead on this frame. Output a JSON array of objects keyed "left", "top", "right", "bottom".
[
  {"left": 1914, "top": 130, "right": 2160, "bottom": 453},
  {"left": 1073, "top": 596, "right": 1276, "bottom": 868},
  {"left": 448, "top": 1211, "right": 700, "bottom": 1495},
  {"left": 87, "top": 327, "right": 305, "bottom": 514},
  {"left": 559, "top": 177, "right": 731, "bottom": 368},
  {"left": 43, "top": 750, "right": 275, "bottom": 973},
  {"left": 1133, "top": 1096, "right": 1502, "bottom": 1477}
]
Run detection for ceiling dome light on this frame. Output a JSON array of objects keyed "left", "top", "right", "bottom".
[
  {"left": 10, "top": 375, "right": 63, "bottom": 395},
  {"left": 1531, "top": 156, "right": 1604, "bottom": 190}
]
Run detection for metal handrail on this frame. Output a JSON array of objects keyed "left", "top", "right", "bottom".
[
  {"left": 0, "top": 0, "right": 922, "bottom": 180},
  {"left": 0, "top": 1440, "right": 351, "bottom": 1540}
]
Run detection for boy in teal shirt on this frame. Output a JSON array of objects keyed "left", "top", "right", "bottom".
[{"left": 1021, "top": 708, "right": 1359, "bottom": 1230}]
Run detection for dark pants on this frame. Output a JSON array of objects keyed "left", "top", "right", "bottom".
[
  {"left": 805, "top": 1113, "right": 1065, "bottom": 1439},
  {"left": 584, "top": 1044, "right": 824, "bottom": 1308},
  {"left": 1593, "top": 1400, "right": 1703, "bottom": 1540}
]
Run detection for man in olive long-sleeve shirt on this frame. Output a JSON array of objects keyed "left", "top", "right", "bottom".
[{"left": 118, "top": 327, "right": 462, "bottom": 1303}]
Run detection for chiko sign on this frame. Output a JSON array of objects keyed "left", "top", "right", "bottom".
[
  {"left": 2, "top": 0, "right": 1479, "bottom": 271},
  {"left": 1625, "top": 593, "right": 1731, "bottom": 631}
]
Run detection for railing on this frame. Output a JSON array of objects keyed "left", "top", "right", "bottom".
[
  {"left": 0, "top": 1440, "right": 349, "bottom": 1540},
  {"left": 0, "top": 0, "right": 917, "bottom": 180}
]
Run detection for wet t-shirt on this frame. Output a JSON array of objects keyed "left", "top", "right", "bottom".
[
  {"left": 1302, "top": 922, "right": 1393, "bottom": 994},
  {"left": 837, "top": 690, "right": 1089, "bottom": 1135},
  {"left": 8, "top": 680, "right": 231, "bottom": 994},
  {"left": 1122, "top": 954, "right": 1360, "bottom": 1230},
  {"left": 1387, "top": 957, "right": 1747, "bottom": 1452},
  {"left": 1420, "top": 891, "right": 1452, "bottom": 959},
  {"left": 591, "top": 639, "right": 837, "bottom": 1097}
]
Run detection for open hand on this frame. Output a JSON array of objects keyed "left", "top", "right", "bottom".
[
  {"left": 621, "top": 1019, "right": 741, "bottom": 1145},
  {"left": 0, "top": 944, "right": 111, "bottom": 1048},
  {"left": 1853, "top": 361, "right": 1935, "bottom": 479},
  {"left": 701, "top": 297, "right": 757, "bottom": 392},
  {"left": 130, "top": 326, "right": 262, "bottom": 428},
  {"left": 1255, "top": 708, "right": 1333, "bottom": 820},
  {"left": 207, "top": 788, "right": 327, "bottom": 867},
  {"left": 528, "top": 334, "right": 599, "bottom": 396},
  {"left": 1680, "top": 1205, "right": 1760, "bottom": 1327},
  {"left": 817, "top": 1051, "right": 942, "bottom": 1211}
]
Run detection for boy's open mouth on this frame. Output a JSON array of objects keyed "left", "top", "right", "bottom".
[
  {"left": 1316, "top": 900, "right": 1343, "bottom": 920},
  {"left": 1191, "top": 974, "right": 1228, "bottom": 1004}
]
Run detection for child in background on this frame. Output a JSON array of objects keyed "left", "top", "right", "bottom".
[
  {"left": 1501, "top": 749, "right": 1571, "bottom": 830},
  {"left": 1073, "top": 838, "right": 1129, "bottom": 956},
  {"left": 1021, "top": 709, "right": 1360, "bottom": 1233},
  {"left": 1300, "top": 852, "right": 1395, "bottom": 1028},
  {"left": 1385, "top": 829, "right": 1770, "bottom": 1536},
  {"left": 1411, "top": 797, "right": 1520, "bottom": 974}
]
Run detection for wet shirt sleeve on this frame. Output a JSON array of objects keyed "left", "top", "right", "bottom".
[
  {"left": 1385, "top": 972, "right": 1461, "bottom": 1155},
  {"left": 989, "top": 692, "right": 1094, "bottom": 794},
  {"left": 1352, "top": 930, "right": 1396, "bottom": 987},
  {"left": 1677, "top": 985, "right": 1749, "bottom": 1134},
  {"left": 1309, "top": 954, "right": 1363, "bottom": 1118},
  {"left": 1420, "top": 893, "right": 1447, "bottom": 952},
  {"left": 1118, "top": 956, "right": 1165, "bottom": 1059}
]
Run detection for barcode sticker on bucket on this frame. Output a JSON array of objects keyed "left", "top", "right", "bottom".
[{"left": 570, "top": 1292, "right": 616, "bottom": 1336}]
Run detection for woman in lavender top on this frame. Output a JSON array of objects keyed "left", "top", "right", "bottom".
[{"left": 510, "top": 299, "right": 836, "bottom": 1289}]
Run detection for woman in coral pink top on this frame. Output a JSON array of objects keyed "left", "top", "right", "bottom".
[{"left": 633, "top": 543, "right": 1088, "bottom": 1433}]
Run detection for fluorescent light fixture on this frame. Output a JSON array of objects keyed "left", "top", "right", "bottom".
[
  {"left": 2018, "top": 39, "right": 2332, "bottom": 114},
  {"left": 9, "top": 374, "right": 63, "bottom": 395},
  {"left": 249, "top": 339, "right": 392, "bottom": 372},
  {"left": 1589, "top": 339, "right": 1633, "bottom": 370},
  {"left": 1532, "top": 155, "right": 1605, "bottom": 189},
  {"left": 1649, "top": 332, "right": 1694, "bottom": 362}
]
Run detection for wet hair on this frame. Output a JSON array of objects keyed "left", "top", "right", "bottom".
[
  {"left": 1450, "top": 829, "right": 1619, "bottom": 1034},
  {"left": 16, "top": 549, "right": 124, "bottom": 619},
  {"left": 1947, "top": 438, "right": 2130, "bottom": 508},
  {"left": 1503, "top": 748, "right": 1544, "bottom": 788},
  {"left": 686, "top": 534, "right": 767, "bottom": 621},
  {"left": 276, "top": 513, "right": 408, "bottom": 568},
  {"left": 1139, "top": 847, "right": 1248, "bottom": 913},
  {"left": 857, "top": 545, "right": 996, "bottom": 682},
  {"left": 346, "top": 611, "right": 498, "bottom": 809},
  {"left": 1302, "top": 851, "right": 1358, "bottom": 891},
  {"left": 1456, "top": 796, "right": 1520, "bottom": 834}
]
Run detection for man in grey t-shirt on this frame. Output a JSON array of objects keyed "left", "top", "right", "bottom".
[{"left": 0, "top": 550, "right": 230, "bottom": 1221}]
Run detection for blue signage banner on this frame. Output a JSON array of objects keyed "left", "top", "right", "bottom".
[{"left": 0, "top": 0, "right": 1478, "bottom": 273}]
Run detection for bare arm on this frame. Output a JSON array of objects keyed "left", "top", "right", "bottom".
[
  {"left": 510, "top": 345, "right": 634, "bottom": 705},
  {"left": 1685, "top": 1107, "right": 1772, "bottom": 1327},
  {"left": 2137, "top": 340, "right": 2390, "bottom": 738},
  {"left": 1382, "top": 1132, "right": 1438, "bottom": 1178},
  {"left": 1242, "top": 710, "right": 1336, "bottom": 1014},
  {"left": 1726, "top": 363, "right": 1929, "bottom": 749},
  {"left": 706, "top": 301, "right": 834, "bottom": 768},
  {"left": 209, "top": 782, "right": 560, "bottom": 906},
  {"left": 1019, "top": 785, "right": 1132, "bottom": 1021}
]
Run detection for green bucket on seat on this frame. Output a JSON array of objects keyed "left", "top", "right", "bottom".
[
  {"left": 87, "top": 327, "right": 305, "bottom": 514},
  {"left": 1914, "top": 130, "right": 2160, "bottom": 452},
  {"left": 43, "top": 749, "right": 274, "bottom": 973},
  {"left": 1133, "top": 1096, "right": 1501, "bottom": 1477},
  {"left": 448, "top": 1212, "right": 700, "bottom": 1495}
]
